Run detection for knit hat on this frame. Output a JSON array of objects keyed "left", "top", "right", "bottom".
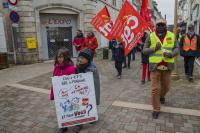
[{"left": 78, "top": 48, "right": 92, "bottom": 61}]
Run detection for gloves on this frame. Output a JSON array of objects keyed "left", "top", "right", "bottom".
[
  {"left": 154, "top": 42, "right": 161, "bottom": 51},
  {"left": 163, "top": 52, "right": 173, "bottom": 58}
]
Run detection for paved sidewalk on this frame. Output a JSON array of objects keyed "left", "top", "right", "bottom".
[
  {"left": 0, "top": 62, "right": 53, "bottom": 88},
  {"left": 0, "top": 54, "right": 200, "bottom": 133}
]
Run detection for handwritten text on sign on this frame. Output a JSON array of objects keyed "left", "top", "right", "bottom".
[{"left": 52, "top": 73, "right": 98, "bottom": 128}]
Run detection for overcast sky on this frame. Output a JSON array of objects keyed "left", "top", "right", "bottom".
[{"left": 155, "top": 0, "right": 175, "bottom": 25}]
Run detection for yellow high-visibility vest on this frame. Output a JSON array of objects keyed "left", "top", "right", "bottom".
[
  {"left": 149, "top": 31, "right": 175, "bottom": 63},
  {"left": 178, "top": 34, "right": 182, "bottom": 43}
]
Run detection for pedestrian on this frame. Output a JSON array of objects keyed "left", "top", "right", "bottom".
[
  {"left": 141, "top": 32, "right": 151, "bottom": 84},
  {"left": 143, "top": 19, "right": 179, "bottom": 119},
  {"left": 76, "top": 48, "right": 100, "bottom": 130},
  {"left": 132, "top": 47, "right": 137, "bottom": 61},
  {"left": 50, "top": 48, "right": 76, "bottom": 133},
  {"left": 72, "top": 30, "right": 85, "bottom": 55},
  {"left": 109, "top": 38, "right": 117, "bottom": 61},
  {"left": 180, "top": 23, "right": 200, "bottom": 82},
  {"left": 84, "top": 32, "right": 98, "bottom": 60},
  {"left": 176, "top": 27, "right": 182, "bottom": 44},
  {"left": 113, "top": 41, "right": 124, "bottom": 79},
  {"left": 123, "top": 50, "right": 132, "bottom": 69}
]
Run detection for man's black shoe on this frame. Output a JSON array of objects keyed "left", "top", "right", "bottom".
[
  {"left": 152, "top": 111, "right": 160, "bottom": 119},
  {"left": 160, "top": 97, "right": 165, "bottom": 104}
]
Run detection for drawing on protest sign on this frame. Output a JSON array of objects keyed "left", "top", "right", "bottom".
[{"left": 52, "top": 72, "right": 98, "bottom": 128}]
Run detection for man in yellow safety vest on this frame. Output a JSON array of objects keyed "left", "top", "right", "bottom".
[{"left": 143, "top": 19, "right": 179, "bottom": 119}]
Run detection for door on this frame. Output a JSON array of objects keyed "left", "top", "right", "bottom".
[{"left": 47, "top": 27, "right": 73, "bottom": 59}]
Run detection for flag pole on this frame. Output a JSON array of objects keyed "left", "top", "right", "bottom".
[{"left": 171, "top": 0, "right": 179, "bottom": 79}]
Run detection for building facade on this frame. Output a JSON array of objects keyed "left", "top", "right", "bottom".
[
  {"left": 1, "top": 0, "right": 161, "bottom": 64},
  {"left": 178, "top": 0, "right": 200, "bottom": 34}
]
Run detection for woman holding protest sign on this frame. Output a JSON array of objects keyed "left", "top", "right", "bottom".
[
  {"left": 50, "top": 47, "right": 76, "bottom": 133},
  {"left": 76, "top": 48, "right": 101, "bottom": 130},
  {"left": 76, "top": 48, "right": 100, "bottom": 106}
]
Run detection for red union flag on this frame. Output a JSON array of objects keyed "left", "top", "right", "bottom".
[
  {"left": 108, "top": 0, "right": 149, "bottom": 56},
  {"left": 140, "top": 0, "right": 154, "bottom": 30},
  {"left": 91, "top": 6, "right": 113, "bottom": 40}
]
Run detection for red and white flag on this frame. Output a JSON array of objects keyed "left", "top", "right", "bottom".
[
  {"left": 91, "top": 6, "right": 113, "bottom": 40},
  {"left": 140, "top": 0, "right": 154, "bottom": 31},
  {"left": 108, "top": 0, "right": 149, "bottom": 56}
]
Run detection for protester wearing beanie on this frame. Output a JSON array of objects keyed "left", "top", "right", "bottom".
[{"left": 77, "top": 48, "right": 100, "bottom": 105}]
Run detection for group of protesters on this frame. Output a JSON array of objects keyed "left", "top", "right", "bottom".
[
  {"left": 50, "top": 18, "right": 200, "bottom": 133},
  {"left": 109, "top": 18, "right": 200, "bottom": 119}
]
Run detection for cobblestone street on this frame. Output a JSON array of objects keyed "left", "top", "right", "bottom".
[{"left": 0, "top": 54, "right": 200, "bottom": 133}]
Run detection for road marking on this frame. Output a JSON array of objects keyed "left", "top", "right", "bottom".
[
  {"left": 7, "top": 84, "right": 200, "bottom": 117},
  {"left": 112, "top": 101, "right": 200, "bottom": 117},
  {"left": 8, "top": 83, "right": 49, "bottom": 94}
]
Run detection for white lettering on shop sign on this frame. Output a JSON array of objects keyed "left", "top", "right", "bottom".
[
  {"left": 48, "top": 18, "right": 71, "bottom": 25},
  {"left": 121, "top": 16, "right": 139, "bottom": 48}
]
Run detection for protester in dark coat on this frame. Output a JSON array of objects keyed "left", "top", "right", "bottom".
[
  {"left": 109, "top": 39, "right": 117, "bottom": 61},
  {"left": 76, "top": 48, "right": 100, "bottom": 105},
  {"left": 113, "top": 42, "right": 124, "bottom": 79}
]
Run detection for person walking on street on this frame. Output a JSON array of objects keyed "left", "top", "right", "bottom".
[
  {"left": 123, "top": 49, "right": 132, "bottom": 69},
  {"left": 50, "top": 48, "right": 76, "bottom": 133},
  {"left": 180, "top": 23, "right": 200, "bottom": 82},
  {"left": 76, "top": 48, "right": 100, "bottom": 106},
  {"left": 84, "top": 32, "right": 98, "bottom": 60},
  {"left": 109, "top": 38, "right": 117, "bottom": 61},
  {"left": 143, "top": 19, "right": 179, "bottom": 119},
  {"left": 140, "top": 32, "right": 151, "bottom": 84},
  {"left": 113, "top": 42, "right": 124, "bottom": 79},
  {"left": 72, "top": 30, "right": 85, "bottom": 55}
]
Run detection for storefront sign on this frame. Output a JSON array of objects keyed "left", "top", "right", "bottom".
[
  {"left": 48, "top": 17, "right": 71, "bottom": 25},
  {"left": 52, "top": 73, "right": 98, "bottom": 128},
  {"left": 26, "top": 38, "right": 37, "bottom": 49}
]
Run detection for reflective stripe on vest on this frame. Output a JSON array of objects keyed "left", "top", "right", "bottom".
[
  {"left": 183, "top": 35, "right": 197, "bottom": 51},
  {"left": 149, "top": 31, "right": 175, "bottom": 63}
]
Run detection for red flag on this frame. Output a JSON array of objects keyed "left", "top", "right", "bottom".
[
  {"left": 140, "top": 0, "right": 154, "bottom": 30},
  {"left": 91, "top": 6, "right": 113, "bottom": 40},
  {"left": 108, "top": 0, "right": 149, "bottom": 56}
]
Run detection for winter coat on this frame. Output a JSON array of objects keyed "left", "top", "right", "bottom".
[
  {"left": 84, "top": 36, "right": 98, "bottom": 53},
  {"left": 76, "top": 62, "right": 100, "bottom": 105},
  {"left": 50, "top": 64, "right": 76, "bottom": 100},
  {"left": 113, "top": 43, "right": 124, "bottom": 62},
  {"left": 109, "top": 39, "right": 117, "bottom": 50},
  {"left": 73, "top": 35, "right": 85, "bottom": 52},
  {"left": 180, "top": 33, "right": 200, "bottom": 57}
]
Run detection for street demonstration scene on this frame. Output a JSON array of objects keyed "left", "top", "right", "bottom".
[{"left": 0, "top": 0, "right": 200, "bottom": 133}]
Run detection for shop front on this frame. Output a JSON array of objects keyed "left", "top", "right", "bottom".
[{"left": 40, "top": 13, "right": 78, "bottom": 60}]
